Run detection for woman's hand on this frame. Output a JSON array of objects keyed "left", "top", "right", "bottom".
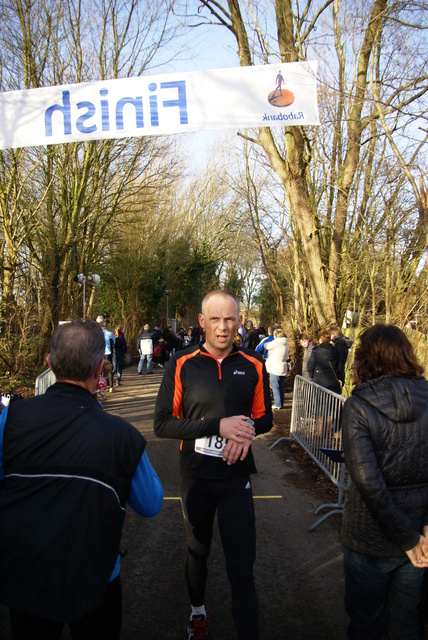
[{"left": 405, "top": 536, "right": 428, "bottom": 568}]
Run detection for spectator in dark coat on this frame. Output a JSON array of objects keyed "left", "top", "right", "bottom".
[
  {"left": 190, "top": 324, "right": 203, "bottom": 345},
  {"left": 307, "top": 329, "right": 341, "bottom": 394},
  {"left": 175, "top": 329, "right": 184, "bottom": 352},
  {"left": 0, "top": 320, "right": 163, "bottom": 639},
  {"left": 113, "top": 326, "right": 127, "bottom": 386},
  {"left": 151, "top": 326, "right": 162, "bottom": 348},
  {"left": 330, "top": 324, "right": 353, "bottom": 385},
  {"left": 244, "top": 321, "right": 261, "bottom": 350},
  {"left": 162, "top": 326, "right": 175, "bottom": 355},
  {"left": 341, "top": 324, "right": 428, "bottom": 639}
]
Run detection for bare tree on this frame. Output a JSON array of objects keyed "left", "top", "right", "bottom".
[
  {"left": 0, "top": 0, "right": 179, "bottom": 372},
  {"left": 177, "top": 0, "right": 427, "bottom": 330}
]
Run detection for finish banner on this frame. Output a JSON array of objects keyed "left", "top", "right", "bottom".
[{"left": 0, "top": 61, "right": 319, "bottom": 150}]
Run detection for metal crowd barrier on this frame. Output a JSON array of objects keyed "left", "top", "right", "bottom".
[
  {"left": 270, "top": 375, "right": 348, "bottom": 531},
  {"left": 35, "top": 368, "right": 56, "bottom": 395}
]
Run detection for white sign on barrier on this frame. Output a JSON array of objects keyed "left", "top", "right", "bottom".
[{"left": 0, "top": 61, "right": 319, "bottom": 150}]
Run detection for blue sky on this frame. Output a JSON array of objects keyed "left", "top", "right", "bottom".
[{"left": 158, "top": 18, "right": 242, "bottom": 168}]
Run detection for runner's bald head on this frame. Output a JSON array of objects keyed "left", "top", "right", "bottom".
[{"left": 201, "top": 290, "right": 240, "bottom": 316}]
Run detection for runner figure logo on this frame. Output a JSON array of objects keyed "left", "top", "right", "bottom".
[{"left": 267, "top": 70, "right": 295, "bottom": 107}]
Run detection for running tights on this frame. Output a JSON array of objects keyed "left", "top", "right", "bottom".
[{"left": 180, "top": 475, "right": 259, "bottom": 640}]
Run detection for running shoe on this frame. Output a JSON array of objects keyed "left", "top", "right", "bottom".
[{"left": 187, "top": 614, "right": 211, "bottom": 639}]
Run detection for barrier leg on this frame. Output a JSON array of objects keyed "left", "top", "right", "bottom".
[
  {"left": 269, "top": 436, "right": 291, "bottom": 451},
  {"left": 308, "top": 507, "right": 344, "bottom": 532},
  {"left": 314, "top": 502, "right": 343, "bottom": 514}
]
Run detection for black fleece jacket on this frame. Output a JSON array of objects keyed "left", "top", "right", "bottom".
[{"left": 154, "top": 344, "right": 272, "bottom": 480}]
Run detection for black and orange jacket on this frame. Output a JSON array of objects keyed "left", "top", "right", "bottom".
[{"left": 154, "top": 343, "right": 272, "bottom": 480}]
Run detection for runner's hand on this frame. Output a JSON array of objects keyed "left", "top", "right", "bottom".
[
  {"left": 220, "top": 416, "right": 255, "bottom": 465},
  {"left": 222, "top": 438, "right": 252, "bottom": 465},
  {"left": 219, "top": 415, "right": 255, "bottom": 443}
]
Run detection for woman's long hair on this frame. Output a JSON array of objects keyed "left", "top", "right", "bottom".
[{"left": 354, "top": 324, "right": 424, "bottom": 383}]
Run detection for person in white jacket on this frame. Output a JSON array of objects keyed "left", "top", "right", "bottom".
[{"left": 265, "top": 328, "right": 289, "bottom": 409}]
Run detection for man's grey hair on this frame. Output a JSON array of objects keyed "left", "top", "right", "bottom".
[
  {"left": 144, "top": 324, "right": 150, "bottom": 331},
  {"left": 49, "top": 321, "right": 105, "bottom": 381}
]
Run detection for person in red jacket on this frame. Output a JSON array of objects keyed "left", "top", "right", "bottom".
[{"left": 154, "top": 290, "right": 272, "bottom": 640}]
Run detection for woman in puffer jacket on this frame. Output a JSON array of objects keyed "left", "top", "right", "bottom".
[
  {"left": 264, "top": 328, "right": 289, "bottom": 409},
  {"left": 307, "top": 329, "right": 341, "bottom": 393},
  {"left": 341, "top": 324, "right": 428, "bottom": 640}
]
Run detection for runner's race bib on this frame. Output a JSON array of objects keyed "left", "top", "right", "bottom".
[{"left": 194, "top": 435, "right": 227, "bottom": 458}]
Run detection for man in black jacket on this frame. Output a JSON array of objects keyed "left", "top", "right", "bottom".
[
  {"left": 154, "top": 291, "right": 272, "bottom": 640},
  {"left": 243, "top": 320, "right": 261, "bottom": 350},
  {"left": 0, "top": 320, "right": 163, "bottom": 640}
]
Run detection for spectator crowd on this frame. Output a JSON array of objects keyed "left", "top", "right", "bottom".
[
  {"left": 1, "top": 294, "right": 428, "bottom": 640},
  {"left": 94, "top": 310, "right": 356, "bottom": 407}
]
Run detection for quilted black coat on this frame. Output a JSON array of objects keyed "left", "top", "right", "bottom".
[
  {"left": 340, "top": 375, "right": 428, "bottom": 558},
  {"left": 307, "top": 342, "right": 341, "bottom": 393}
]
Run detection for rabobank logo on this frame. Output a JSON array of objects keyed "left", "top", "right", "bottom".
[
  {"left": 263, "top": 70, "right": 305, "bottom": 123},
  {"left": 44, "top": 81, "right": 188, "bottom": 137},
  {"left": 267, "top": 70, "right": 295, "bottom": 108}
]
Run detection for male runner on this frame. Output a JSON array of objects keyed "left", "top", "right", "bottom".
[{"left": 154, "top": 290, "right": 272, "bottom": 640}]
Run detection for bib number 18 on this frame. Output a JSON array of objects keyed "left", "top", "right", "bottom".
[{"left": 194, "top": 435, "right": 227, "bottom": 458}]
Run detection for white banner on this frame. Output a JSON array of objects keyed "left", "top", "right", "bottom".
[{"left": 0, "top": 62, "right": 319, "bottom": 150}]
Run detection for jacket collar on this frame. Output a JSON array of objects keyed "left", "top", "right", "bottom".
[{"left": 46, "top": 382, "right": 99, "bottom": 404}]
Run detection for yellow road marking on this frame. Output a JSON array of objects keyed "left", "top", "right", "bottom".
[{"left": 163, "top": 495, "right": 283, "bottom": 500}]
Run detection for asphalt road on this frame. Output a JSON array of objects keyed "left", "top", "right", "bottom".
[{"left": 0, "top": 365, "right": 350, "bottom": 640}]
